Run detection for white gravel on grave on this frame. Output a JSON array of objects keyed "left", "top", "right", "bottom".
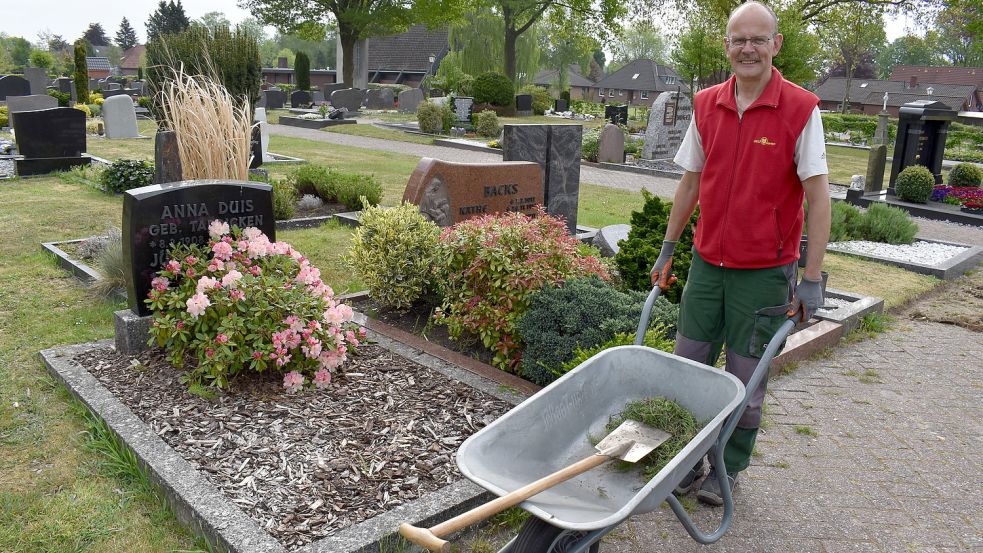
[
  {"left": 829, "top": 240, "right": 969, "bottom": 266},
  {"left": 817, "top": 297, "right": 852, "bottom": 313}
]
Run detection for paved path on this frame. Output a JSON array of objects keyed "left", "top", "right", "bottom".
[
  {"left": 617, "top": 317, "right": 982, "bottom": 552},
  {"left": 269, "top": 123, "right": 983, "bottom": 246}
]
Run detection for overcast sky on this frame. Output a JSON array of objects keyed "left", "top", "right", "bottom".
[{"left": 5, "top": 0, "right": 912, "bottom": 47}]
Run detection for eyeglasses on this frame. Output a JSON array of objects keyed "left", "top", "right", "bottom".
[{"left": 726, "top": 36, "right": 774, "bottom": 48}]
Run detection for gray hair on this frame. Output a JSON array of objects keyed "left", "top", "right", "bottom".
[{"left": 727, "top": 1, "right": 780, "bottom": 35}]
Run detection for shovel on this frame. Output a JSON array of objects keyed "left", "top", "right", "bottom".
[{"left": 398, "top": 419, "right": 671, "bottom": 552}]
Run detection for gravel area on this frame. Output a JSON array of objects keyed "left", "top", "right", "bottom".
[
  {"left": 0, "top": 158, "right": 14, "bottom": 179},
  {"left": 828, "top": 239, "right": 970, "bottom": 265},
  {"left": 75, "top": 344, "right": 511, "bottom": 550}
]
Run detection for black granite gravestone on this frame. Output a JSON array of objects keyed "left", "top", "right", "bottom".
[
  {"left": 515, "top": 94, "right": 533, "bottom": 116},
  {"left": 554, "top": 98, "right": 569, "bottom": 112},
  {"left": 604, "top": 105, "right": 628, "bottom": 126},
  {"left": 12, "top": 107, "right": 90, "bottom": 175},
  {"left": 250, "top": 125, "right": 263, "bottom": 169},
  {"left": 264, "top": 89, "right": 286, "bottom": 109},
  {"left": 0, "top": 75, "right": 31, "bottom": 100},
  {"left": 154, "top": 131, "right": 183, "bottom": 184},
  {"left": 888, "top": 100, "right": 958, "bottom": 190},
  {"left": 122, "top": 180, "right": 275, "bottom": 316},
  {"left": 290, "top": 90, "right": 312, "bottom": 108}
]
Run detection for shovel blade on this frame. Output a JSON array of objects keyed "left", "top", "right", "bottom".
[{"left": 596, "top": 420, "right": 671, "bottom": 463}]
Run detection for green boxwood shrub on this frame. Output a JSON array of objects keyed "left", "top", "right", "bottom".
[
  {"left": 895, "top": 165, "right": 935, "bottom": 203},
  {"left": 0, "top": 106, "right": 8, "bottom": 127},
  {"left": 291, "top": 164, "right": 331, "bottom": 197},
  {"left": 516, "top": 276, "right": 678, "bottom": 385},
  {"left": 47, "top": 89, "right": 71, "bottom": 107},
  {"left": 473, "top": 109, "right": 501, "bottom": 138},
  {"left": 473, "top": 72, "right": 514, "bottom": 107},
  {"left": 517, "top": 84, "right": 551, "bottom": 115},
  {"left": 947, "top": 162, "right": 983, "bottom": 188},
  {"left": 272, "top": 178, "right": 298, "bottom": 220},
  {"left": 559, "top": 326, "right": 675, "bottom": 377},
  {"left": 829, "top": 201, "right": 863, "bottom": 242},
  {"left": 101, "top": 159, "right": 154, "bottom": 193},
  {"left": 614, "top": 190, "right": 699, "bottom": 303},
  {"left": 292, "top": 165, "right": 382, "bottom": 209},
  {"left": 856, "top": 203, "right": 918, "bottom": 244},
  {"left": 335, "top": 173, "right": 383, "bottom": 210},
  {"left": 345, "top": 203, "right": 442, "bottom": 311},
  {"left": 418, "top": 101, "right": 454, "bottom": 134}
]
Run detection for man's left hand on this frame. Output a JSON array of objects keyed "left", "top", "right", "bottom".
[{"left": 789, "top": 276, "right": 823, "bottom": 322}]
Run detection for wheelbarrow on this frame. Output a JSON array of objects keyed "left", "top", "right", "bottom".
[{"left": 406, "top": 284, "right": 797, "bottom": 553}]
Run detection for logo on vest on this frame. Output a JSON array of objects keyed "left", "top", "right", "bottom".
[{"left": 753, "top": 136, "right": 776, "bottom": 146}]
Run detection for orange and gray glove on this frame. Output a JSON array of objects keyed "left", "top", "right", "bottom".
[
  {"left": 788, "top": 276, "right": 823, "bottom": 322},
  {"left": 650, "top": 240, "right": 678, "bottom": 290}
]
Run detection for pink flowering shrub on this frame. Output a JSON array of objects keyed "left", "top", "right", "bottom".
[
  {"left": 147, "top": 222, "right": 365, "bottom": 391},
  {"left": 434, "top": 207, "right": 610, "bottom": 371}
]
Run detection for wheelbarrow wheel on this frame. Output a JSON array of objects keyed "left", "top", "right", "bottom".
[{"left": 507, "top": 516, "right": 600, "bottom": 553}]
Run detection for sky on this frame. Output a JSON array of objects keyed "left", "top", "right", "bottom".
[{"left": 5, "top": 0, "right": 914, "bottom": 47}]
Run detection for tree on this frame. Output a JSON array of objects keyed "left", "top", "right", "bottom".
[
  {"left": 116, "top": 18, "right": 138, "bottom": 50},
  {"left": 198, "top": 11, "right": 232, "bottom": 34},
  {"left": 241, "top": 0, "right": 464, "bottom": 88},
  {"left": 446, "top": 6, "right": 539, "bottom": 81},
  {"left": 876, "top": 33, "right": 941, "bottom": 77},
  {"left": 146, "top": 0, "right": 192, "bottom": 41},
  {"left": 592, "top": 48, "right": 605, "bottom": 69},
  {"left": 818, "top": 3, "right": 886, "bottom": 112},
  {"left": 74, "top": 39, "right": 89, "bottom": 104},
  {"left": 609, "top": 20, "right": 668, "bottom": 70},
  {"left": 29, "top": 49, "right": 54, "bottom": 69},
  {"left": 771, "top": 4, "right": 821, "bottom": 84},
  {"left": 671, "top": 8, "right": 729, "bottom": 93},
  {"left": 4, "top": 35, "right": 32, "bottom": 67},
  {"left": 83, "top": 23, "right": 110, "bottom": 46},
  {"left": 935, "top": 0, "right": 983, "bottom": 66},
  {"left": 295, "top": 51, "right": 311, "bottom": 89},
  {"left": 538, "top": 10, "right": 597, "bottom": 93}
]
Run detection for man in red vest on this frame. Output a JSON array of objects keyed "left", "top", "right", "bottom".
[{"left": 653, "top": 1, "right": 831, "bottom": 506}]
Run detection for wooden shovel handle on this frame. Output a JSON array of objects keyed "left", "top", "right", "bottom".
[{"left": 398, "top": 450, "right": 616, "bottom": 552}]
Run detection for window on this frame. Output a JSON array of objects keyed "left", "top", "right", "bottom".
[
  {"left": 641, "top": 91, "right": 649, "bottom": 99},
  {"left": 666, "top": 76, "right": 676, "bottom": 85},
  {"left": 619, "top": 89, "right": 624, "bottom": 96},
  {"left": 609, "top": 88, "right": 616, "bottom": 96},
  {"left": 598, "top": 88, "right": 605, "bottom": 97},
  {"left": 860, "top": 82, "right": 868, "bottom": 88},
  {"left": 632, "top": 73, "right": 640, "bottom": 80}
]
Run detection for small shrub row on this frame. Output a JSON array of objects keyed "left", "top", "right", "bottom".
[
  {"left": 101, "top": 159, "right": 154, "bottom": 193},
  {"left": 473, "top": 109, "right": 501, "bottom": 138},
  {"left": 829, "top": 201, "right": 918, "bottom": 244},
  {"left": 417, "top": 100, "right": 454, "bottom": 134},
  {"left": 290, "top": 164, "right": 383, "bottom": 210}
]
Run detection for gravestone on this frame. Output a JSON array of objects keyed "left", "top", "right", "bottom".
[
  {"left": 54, "top": 77, "right": 76, "bottom": 102},
  {"left": 365, "top": 88, "right": 395, "bottom": 110},
  {"left": 402, "top": 157, "right": 543, "bottom": 227},
  {"left": 23, "top": 68, "right": 49, "bottom": 95},
  {"left": 12, "top": 107, "right": 90, "bottom": 175},
  {"left": 290, "top": 90, "right": 312, "bottom": 108},
  {"left": 502, "top": 124, "right": 583, "bottom": 234},
  {"left": 263, "top": 89, "right": 286, "bottom": 109},
  {"left": 592, "top": 224, "right": 631, "bottom": 257},
  {"left": 101, "top": 89, "right": 130, "bottom": 99},
  {"left": 88, "top": 78, "right": 99, "bottom": 91},
  {"left": 597, "top": 123, "right": 626, "bottom": 163},
  {"left": 430, "top": 96, "right": 449, "bottom": 107},
  {"left": 254, "top": 108, "right": 272, "bottom": 162},
  {"left": 330, "top": 88, "right": 364, "bottom": 112},
  {"left": 398, "top": 88, "right": 425, "bottom": 113},
  {"left": 604, "top": 104, "right": 628, "bottom": 126},
  {"left": 6, "top": 94, "right": 57, "bottom": 127},
  {"left": 312, "top": 91, "right": 325, "bottom": 105},
  {"left": 642, "top": 91, "right": 692, "bottom": 160},
  {"left": 105, "top": 82, "right": 122, "bottom": 91},
  {"left": 0, "top": 75, "right": 30, "bottom": 100},
  {"left": 889, "top": 100, "right": 957, "bottom": 190},
  {"left": 452, "top": 96, "right": 474, "bottom": 124},
  {"left": 554, "top": 98, "right": 569, "bottom": 112},
  {"left": 154, "top": 131, "right": 183, "bottom": 184},
  {"left": 122, "top": 180, "right": 275, "bottom": 316},
  {"left": 256, "top": 91, "right": 266, "bottom": 108},
  {"left": 874, "top": 112, "right": 890, "bottom": 145},
  {"left": 515, "top": 94, "right": 533, "bottom": 116},
  {"left": 865, "top": 144, "right": 888, "bottom": 193},
  {"left": 103, "top": 95, "right": 140, "bottom": 139},
  {"left": 250, "top": 125, "right": 263, "bottom": 169},
  {"left": 321, "top": 83, "right": 348, "bottom": 98}
]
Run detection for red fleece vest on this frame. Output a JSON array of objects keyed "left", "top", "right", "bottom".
[{"left": 693, "top": 68, "right": 819, "bottom": 269}]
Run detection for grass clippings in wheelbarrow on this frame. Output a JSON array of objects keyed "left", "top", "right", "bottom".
[
  {"left": 73, "top": 343, "right": 512, "bottom": 550},
  {"left": 604, "top": 397, "right": 703, "bottom": 480}
]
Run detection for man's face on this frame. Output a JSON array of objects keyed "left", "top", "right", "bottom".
[{"left": 725, "top": 6, "right": 783, "bottom": 82}]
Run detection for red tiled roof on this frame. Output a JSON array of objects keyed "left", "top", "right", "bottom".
[
  {"left": 889, "top": 66, "right": 983, "bottom": 89},
  {"left": 120, "top": 45, "right": 146, "bottom": 71}
]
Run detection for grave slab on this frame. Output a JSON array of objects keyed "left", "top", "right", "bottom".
[
  {"left": 364, "top": 88, "right": 394, "bottom": 110},
  {"left": 642, "top": 91, "right": 692, "bottom": 160},
  {"left": 6, "top": 94, "right": 57, "bottom": 127},
  {"left": 398, "top": 88, "right": 424, "bottom": 113},
  {"left": 290, "top": 90, "right": 312, "bottom": 108},
  {"left": 592, "top": 223, "right": 631, "bottom": 257},
  {"left": 597, "top": 123, "right": 625, "bottom": 163},
  {"left": 23, "top": 67, "right": 49, "bottom": 95},
  {"left": 103, "top": 95, "right": 141, "bottom": 139},
  {"left": 330, "top": 88, "right": 364, "bottom": 112},
  {"left": 0, "top": 75, "right": 30, "bottom": 100}
]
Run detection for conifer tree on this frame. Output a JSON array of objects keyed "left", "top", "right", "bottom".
[
  {"left": 146, "top": 0, "right": 191, "bottom": 41},
  {"left": 116, "top": 18, "right": 138, "bottom": 51}
]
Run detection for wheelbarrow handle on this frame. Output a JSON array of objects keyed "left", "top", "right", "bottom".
[{"left": 634, "top": 285, "right": 664, "bottom": 345}]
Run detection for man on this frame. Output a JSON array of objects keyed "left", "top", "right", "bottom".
[{"left": 652, "top": 1, "right": 831, "bottom": 506}]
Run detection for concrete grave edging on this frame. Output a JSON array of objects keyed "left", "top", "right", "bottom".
[
  {"left": 40, "top": 331, "right": 526, "bottom": 553},
  {"left": 826, "top": 238, "right": 983, "bottom": 280}
]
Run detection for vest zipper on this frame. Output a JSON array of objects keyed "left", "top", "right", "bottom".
[
  {"left": 774, "top": 208, "right": 783, "bottom": 259},
  {"left": 721, "top": 115, "right": 743, "bottom": 266}
]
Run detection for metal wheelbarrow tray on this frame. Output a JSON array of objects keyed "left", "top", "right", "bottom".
[{"left": 456, "top": 344, "right": 746, "bottom": 532}]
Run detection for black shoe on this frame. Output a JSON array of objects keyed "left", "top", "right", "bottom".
[
  {"left": 673, "top": 457, "right": 706, "bottom": 495},
  {"left": 696, "top": 468, "right": 738, "bottom": 506}
]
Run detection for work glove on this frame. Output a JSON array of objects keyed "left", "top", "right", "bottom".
[
  {"left": 788, "top": 276, "right": 824, "bottom": 323},
  {"left": 650, "top": 240, "right": 678, "bottom": 290}
]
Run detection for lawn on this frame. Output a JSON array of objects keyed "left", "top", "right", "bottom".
[{"left": 0, "top": 124, "right": 946, "bottom": 551}]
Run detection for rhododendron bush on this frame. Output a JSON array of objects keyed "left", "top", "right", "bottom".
[
  {"left": 434, "top": 207, "right": 610, "bottom": 371},
  {"left": 147, "top": 221, "right": 364, "bottom": 390}
]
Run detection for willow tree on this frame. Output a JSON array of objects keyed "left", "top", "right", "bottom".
[{"left": 446, "top": 6, "right": 539, "bottom": 82}]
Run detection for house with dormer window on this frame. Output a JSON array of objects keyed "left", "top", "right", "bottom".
[{"left": 590, "top": 59, "right": 689, "bottom": 106}]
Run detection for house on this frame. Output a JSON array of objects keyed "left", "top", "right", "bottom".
[
  {"left": 814, "top": 77, "right": 978, "bottom": 115},
  {"left": 119, "top": 45, "right": 145, "bottom": 75},
  {"left": 532, "top": 65, "right": 596, "bottom": 100},
  {"left": 890, "top": 66, "right": 983, "bottom": 111},
  {"left": 590, "top": 59, "right": 689, "bottom": 106},
  {"left": 366, "top": 25, "right": 449, "bottom": 88},
  {"left": 85, "top": 57, "right": 111, "bottom": 79}
]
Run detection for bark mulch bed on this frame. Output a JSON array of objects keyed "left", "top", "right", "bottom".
[{"left": 75, "top": 343, "right": 512, "bottom": 550}]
